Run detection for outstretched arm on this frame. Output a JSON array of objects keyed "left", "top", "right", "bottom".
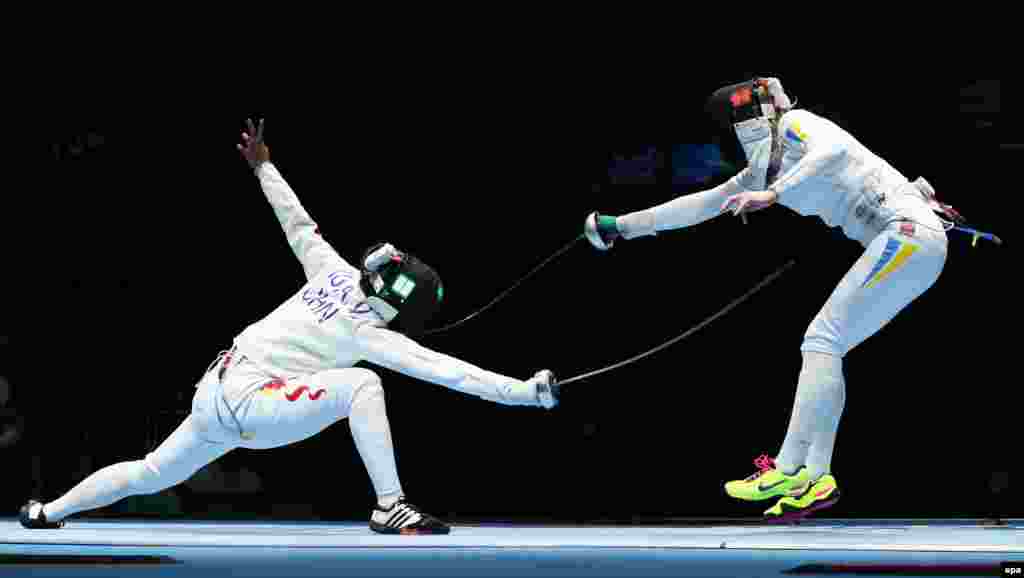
[
  {"left": 632, "top": 172, "right": 750, "bottom": 235},
  {"left": 354, "top": 324, "right": 551, "bottom": 408},
  {"left": 238, "top": 118, "right": 352, "bottom": 280},
  {"left": 585, "top": 171, "right": 750, "bottom": 249}
]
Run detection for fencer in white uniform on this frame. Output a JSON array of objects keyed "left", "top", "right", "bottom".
[
  {"left": 21, "top": 119, "right": 557, "bottom": 534},
  {"left": 584, "top": 78, "right": 959, "bottom": 517}
]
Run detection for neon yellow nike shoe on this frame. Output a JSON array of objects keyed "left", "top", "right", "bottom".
[
  {"left": 764, "top": 474, "right": 840, "bottom": 522},
  {"left": 724, "top": 454, "right": 810, "bottom": 501}
]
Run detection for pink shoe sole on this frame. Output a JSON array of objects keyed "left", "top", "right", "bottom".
[{"left": 763, "top": 492, "right": 841, "bottom": 525}]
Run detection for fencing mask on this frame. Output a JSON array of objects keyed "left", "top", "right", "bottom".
[
  {"left": 359, "top": 242, "right": 444, "bottom": 335},
  {"left": 706, "top": 78, "right": 794, "bottom": 183}
]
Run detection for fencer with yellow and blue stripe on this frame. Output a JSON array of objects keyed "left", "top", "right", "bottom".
[{"left": 609, "top": 84, "right": 953, "bottom": 519}]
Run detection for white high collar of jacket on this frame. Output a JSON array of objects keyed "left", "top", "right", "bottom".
[{"left": 734, "top": 116, "right": 776, "bottom": 189}]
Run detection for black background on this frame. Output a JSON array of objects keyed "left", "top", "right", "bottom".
[{"left": 6, "top": 73, "right": 1015, "bottom": 523}]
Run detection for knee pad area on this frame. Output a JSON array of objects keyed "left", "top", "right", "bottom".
[
  {"left": 350, "top": 370, "right": 384, "bottom": 408},
  {"left": 801, "top": 336, "right": 844, "bottom": 359}
]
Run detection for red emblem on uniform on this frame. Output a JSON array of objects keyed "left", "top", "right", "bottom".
[
  {"left": 899, "top": 222, "right": 915, "bottom": 237},
  {"left": 259, "top": 380, "right": 327, "bottom": 402},
  {"left": 730, "top": 87, "right": 752, "bottom": 107}
]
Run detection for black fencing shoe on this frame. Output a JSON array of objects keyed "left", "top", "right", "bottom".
[
  {"left": 370, "top": 497, "right": 450, "bottom": 535},
  {"left": 19, "top": 500, "right": 64, "bottom": 529}
]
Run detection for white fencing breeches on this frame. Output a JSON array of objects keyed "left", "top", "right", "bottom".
[
  {"left": 44, "top": 355, "right": 401, "bottom": 522},
  {"left": 802, "top": 221, "right": 948, "bottom": 358}
]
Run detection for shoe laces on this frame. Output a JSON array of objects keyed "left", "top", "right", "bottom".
[{"left": 744, "top": 454, "right": 776, "bottom": 481}]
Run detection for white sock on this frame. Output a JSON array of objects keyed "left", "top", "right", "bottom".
[
  {"left": 43, "top": 460, "right": 161, "bottom": 522},
  {"left": 377, "top": 493, "right": 402, "bottom": 510},
  {"left": 348, "top": 377, "right": 404, "bottom": 503},
  {"left": 42, "top": 414, "right": 229, "bottom": 523},
  {"left": 775, "top": 351, "right": 845, "bottom": 480}
]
